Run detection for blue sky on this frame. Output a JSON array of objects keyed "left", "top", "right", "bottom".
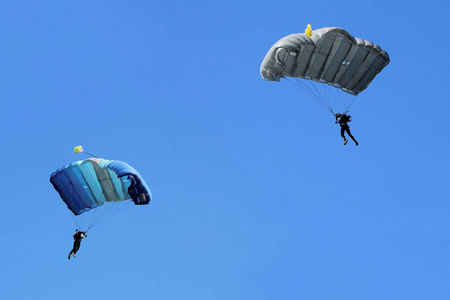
[{"left": 1, "top": 1, "right": 449, "bottom": 299}]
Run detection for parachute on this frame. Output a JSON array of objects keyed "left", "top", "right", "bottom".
[
  {"left": 50, "top": 158, "right": 152, "bottom": 230},
  {"left": 260, "top": 26, "right": 390, "bottom": 113}
]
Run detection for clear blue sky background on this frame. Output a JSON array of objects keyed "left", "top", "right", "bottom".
[{"left": 1, "top": 1, "right": 449, "bottom": 299}]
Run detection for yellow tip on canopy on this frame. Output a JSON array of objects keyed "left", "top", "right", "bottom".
[
  {"left": 305, "top": 24, "right": 313, "bottom": 37},
  {"left": 74, "top": 146, "right": 84, "bottom": 153}
]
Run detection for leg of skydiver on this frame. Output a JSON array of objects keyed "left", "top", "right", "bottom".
[
  {"left": 345, "top": 127, "right": 358, "bottom": 146},
  {"left": 71, "top": 241, "right": 80, "bottom": 258},
  {"left": 341, "top": 126, "right": 348, "bottom": 145}
]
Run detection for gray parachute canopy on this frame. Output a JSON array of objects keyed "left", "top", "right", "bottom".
[{"left": 260, "top": 27, "right": 390, "bottom": 96}]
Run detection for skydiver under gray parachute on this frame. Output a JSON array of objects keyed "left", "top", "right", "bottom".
[
  {"left": 260, "top": 24, "right": 390, "bottom": 145},
  {"left": 335, "top": 113, "right": 358, "bottom": 145}
]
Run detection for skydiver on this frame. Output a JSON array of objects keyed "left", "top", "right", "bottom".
[
  {"left": 335, "top": 113, "right": 358, "bottom": 146},
  {"left": 68, "top": 230, "right": 87, "bottom": 259}
]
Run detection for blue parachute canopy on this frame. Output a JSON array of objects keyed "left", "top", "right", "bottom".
[{"left": 50, "top": 158, "right": 152, "bottom": 216}]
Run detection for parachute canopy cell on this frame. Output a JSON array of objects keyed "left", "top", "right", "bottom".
[
  {"left": 50, "top": 158, "right": 152, "bottom": 216},
  {"left": 260, "top": 27, "right": 390, "bottom": 95}
]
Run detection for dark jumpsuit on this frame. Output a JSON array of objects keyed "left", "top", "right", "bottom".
[
  {"left": 336, "top": 114, "right": 358, "bottom": 145},
  {"left": 68, "top": 231, "right": 87, "bottom": 259}
]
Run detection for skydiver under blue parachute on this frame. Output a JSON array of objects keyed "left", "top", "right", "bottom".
[
  {"left": 260, "top": 24, "right": 390, "bottom": 145},
  {"left": 68, "top": 230, "right": 87, "bottom": 259},
  {"left": 50, "top": 146, "right": 152, "bottom": 259}
]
